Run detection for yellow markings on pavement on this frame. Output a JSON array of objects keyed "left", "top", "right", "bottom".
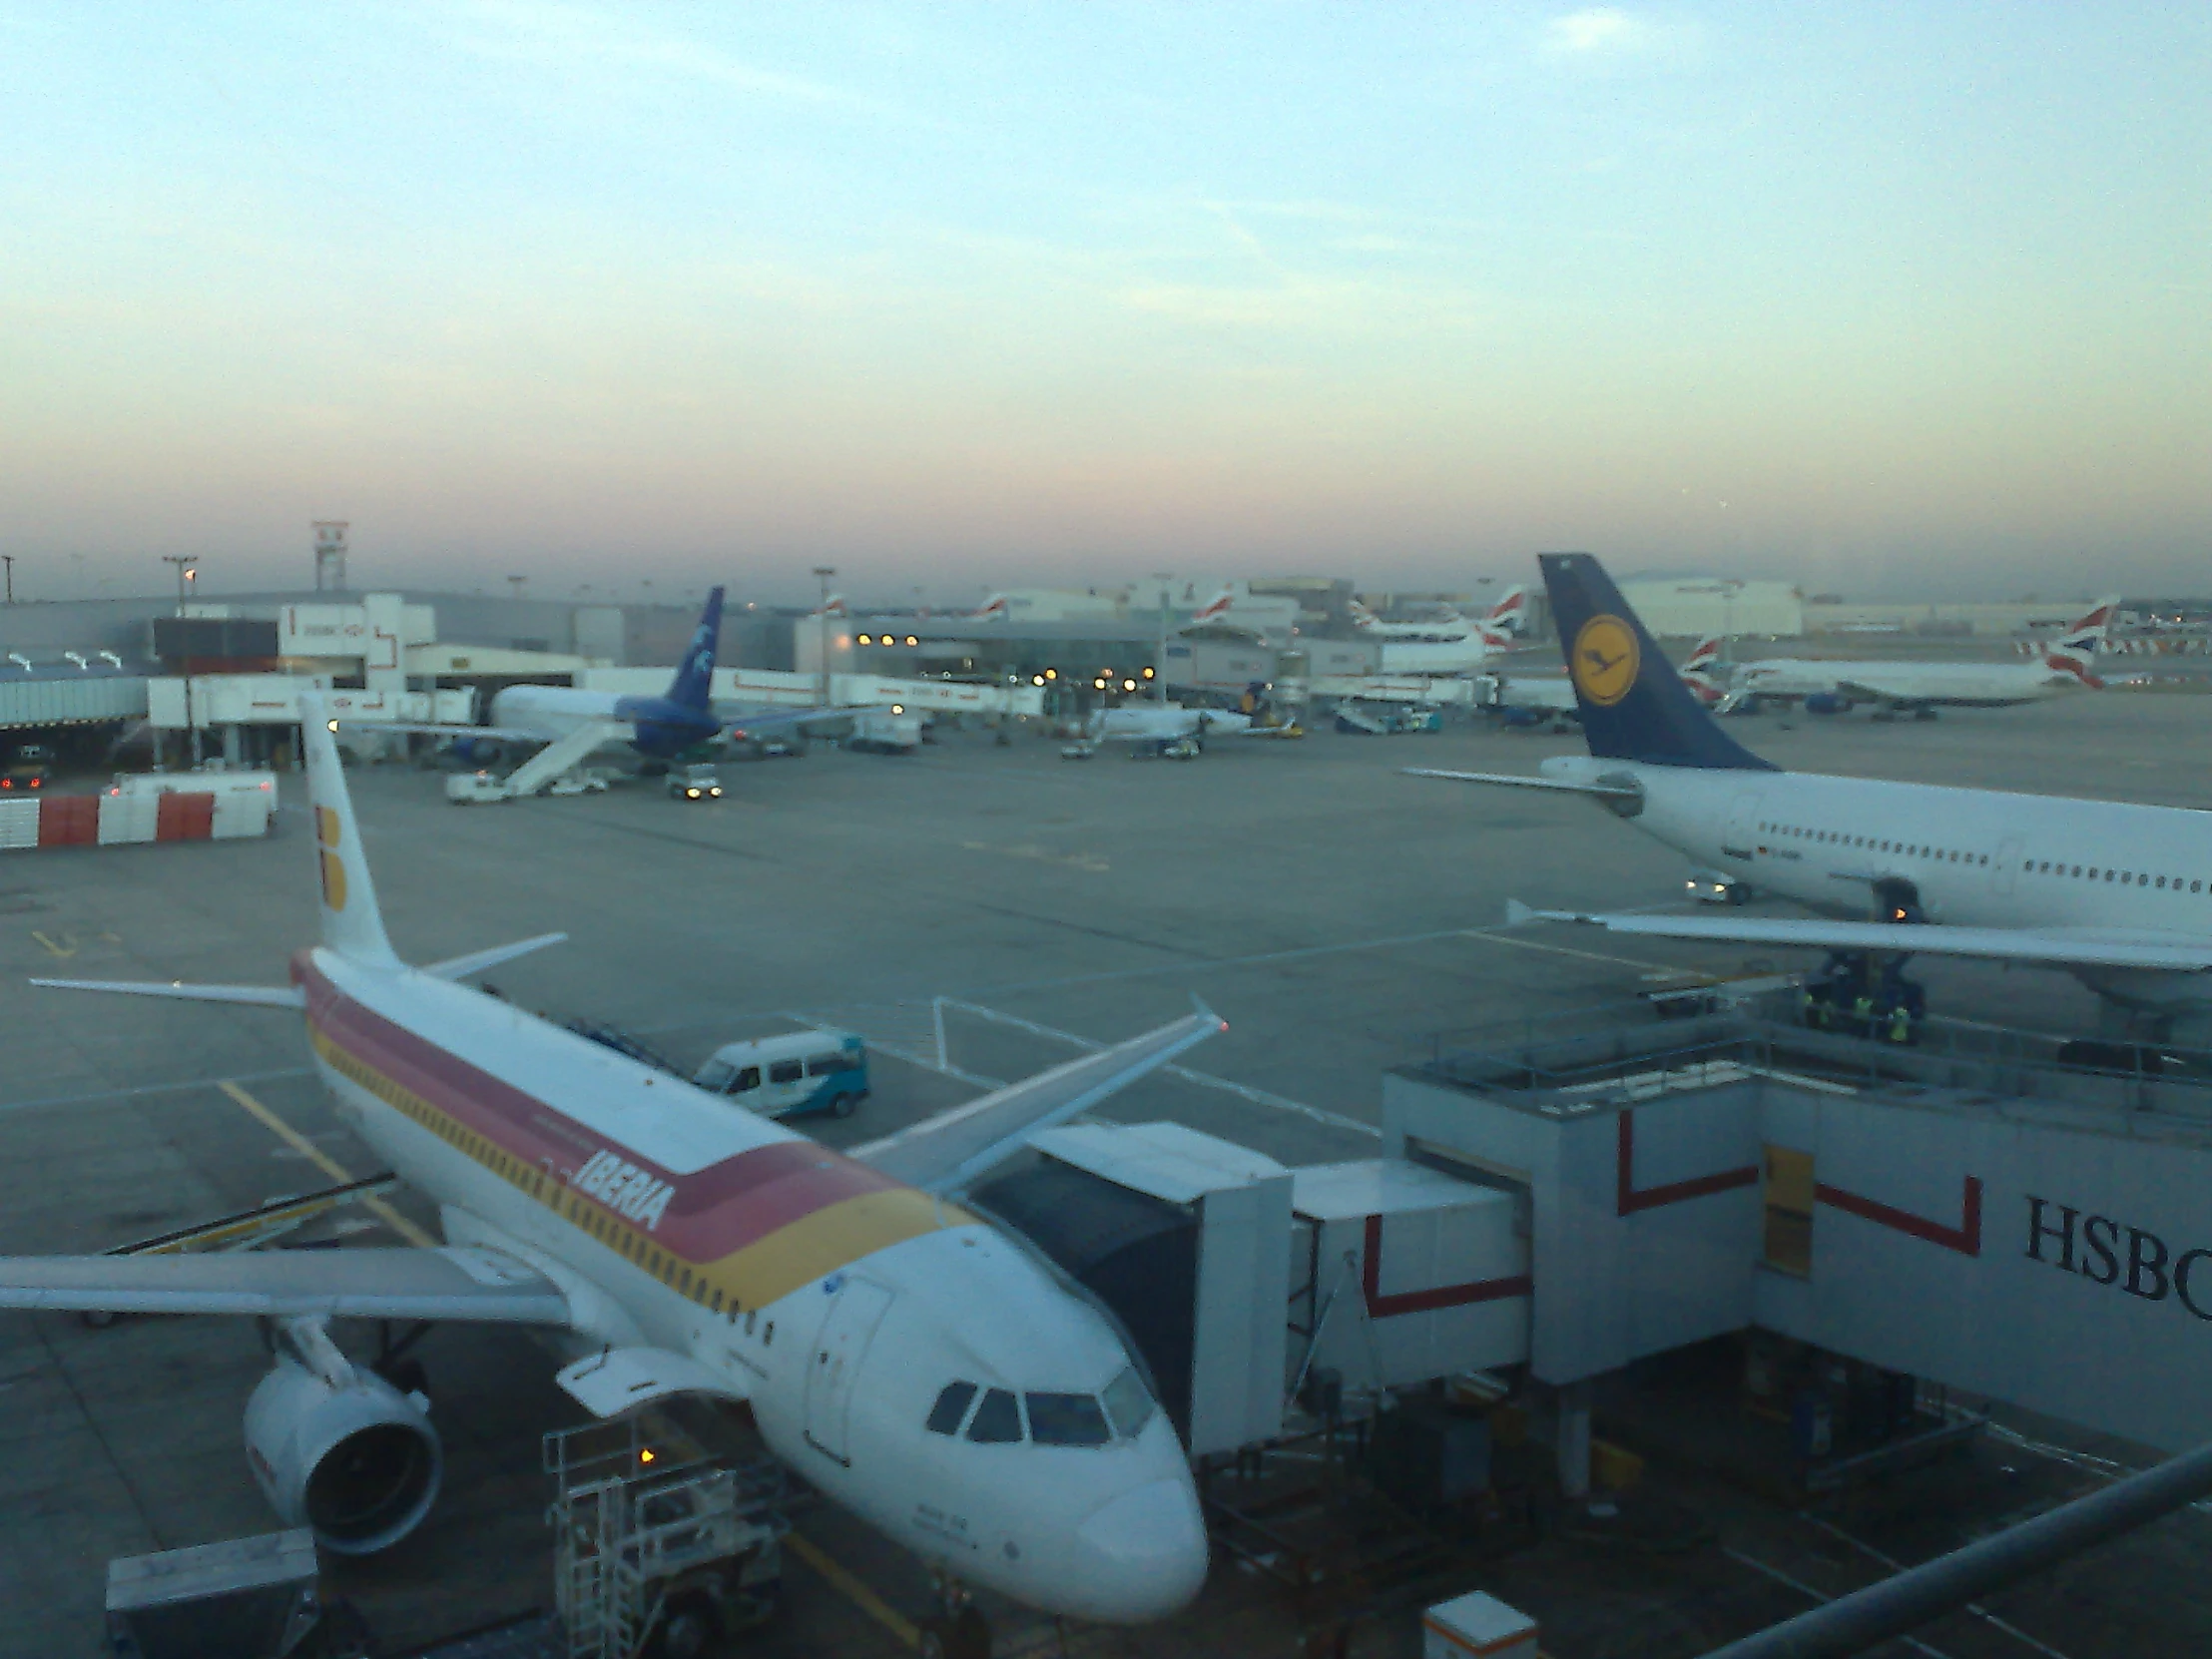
[
  {"left": 30, "top": 929, "right": 76, "bottom": 958},
  {"left": 218, "top": 1079, "right": 437, "bottom": 1248},
  {"left": 786, "top": 1531, "right": 920, "bottom": 1649},
  {"left": 960, "top": 840, "right": 1110, "bottom": 873}
]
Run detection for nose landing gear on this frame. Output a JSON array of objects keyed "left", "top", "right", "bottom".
[{"left": 918, "top": 1574, "right": 992, "bottom": 1659}]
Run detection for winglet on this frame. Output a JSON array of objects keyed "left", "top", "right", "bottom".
[
  {"left": 1503, "top": 898, "right": 1537, "bottom": 928},
  {"left": 1190, "top": 992, "right": 1228, "bottom": 1032}
]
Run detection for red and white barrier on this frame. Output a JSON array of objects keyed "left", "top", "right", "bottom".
[{"left": 8, "top": 774, "right": 276, "bottom": 851}]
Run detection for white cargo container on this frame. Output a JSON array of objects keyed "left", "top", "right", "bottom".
[
  {"left": 845, "top": 709, "right": 923, "bottom": 754},
  {"left": 0, "top": 801, "right": 38, "bottom": 849},
  {"left": 1292, "top": 1160, "right": 1529, "bottom": 1394},
  {"left": 1422, "top": 1590, "right": 1538, "bottom": 1659}
]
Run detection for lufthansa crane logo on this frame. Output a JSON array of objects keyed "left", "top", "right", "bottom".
[{"left": 1571, "top": 615, "right": 1640, "bottom": 707}]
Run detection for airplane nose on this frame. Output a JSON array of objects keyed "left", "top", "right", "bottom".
[{"left": 1069, "top": 1477, "right": 1209, "bottom": 1622}]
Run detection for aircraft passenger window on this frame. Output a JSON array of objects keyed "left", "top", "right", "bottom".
[
  {"left": 732, "top": 1067, "right": 760, "bottom": 1093},
  {"left": 2195, "top": 881, "right": 2203, "bottom": 893},
  {"left": 770, "top": 1060, "right": 805, "bottom": 1085},
  {"left": 745, "top": 1311, "right": 757, "bottom": 1335},
  {"left": 966, "top": 1388, "right": 1023, "bottom": 1443},
  {"left": 2158, "top": 876, "right": 2167, "bottom": 888},
  {"left": 678, "top": 1269, "right": 693, "bottom": 1294},
  {"left": 764, "top": 1321, "right": 774, "bottom": 1346},
  {"left": 1102, "top": 1367, "right": 1158, "bottom": 1439},
  {"left": 1027, "top": 1392, "right": 1112, "bottom": 1446},
  {"left": 927, "top": 1382, "right": 978, "bottom": 1435},
  {"left": 711, "top": 1288, "right": 724, "bottom": 1313}
]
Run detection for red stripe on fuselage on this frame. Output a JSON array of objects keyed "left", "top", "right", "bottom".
[{"left": 290, "top": 951, "right": 906, "bottom": 1261}]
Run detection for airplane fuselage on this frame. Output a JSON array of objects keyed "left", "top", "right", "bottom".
[
  {"left": 293, "top": 949, "right": 1207, "bottom": 1622},
  {"left": 490, "top": 685, "right": 722, "bottom": 759},
  {"left": 1542, "top": 755, "right": 2212, "bottom": 1012},
  {"left": 1736, "top": 658, "right": 2084, "bottom": 709}
]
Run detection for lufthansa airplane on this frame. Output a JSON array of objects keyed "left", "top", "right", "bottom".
[
  {"left": 1412, "top": 554, "right": 2212, "bottom": 1041},
  {"left": 6, "top": 701, "right": 1219, "bottom": 1622}
]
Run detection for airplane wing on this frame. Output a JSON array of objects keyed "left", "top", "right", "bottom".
[
  {"left": 714, "top": 703, "right": 857, "bottom": 738},
  {"left": 30, "top": 976, "right": 304, "bottom": 1007},
  {"left": 1405, "top": 768, "right": 1643, "bottom": 802},
  {"left": 1507, "top": 903, "right": 2212, "bottom": 972},
  {"left": 337, "top": 722, "right": 554, "bottom": 744},
  {"left": 849, "top": 1005, "right": 1226, "bottom": 1193},
  {"left": 0, "top": 1245, "right": 574, "bottom": 1324}
]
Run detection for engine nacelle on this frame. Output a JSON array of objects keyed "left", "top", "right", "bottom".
[{"left": 244, "top": 1356, "right": 442, "bottom": 1555}]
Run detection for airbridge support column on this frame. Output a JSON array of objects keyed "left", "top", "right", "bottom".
[{"left": 1556, "top": 1381, "right": 1593, "bottom": 1500}]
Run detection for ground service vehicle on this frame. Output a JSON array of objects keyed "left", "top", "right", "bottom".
[
  {"left": 666, "top": 764, "right": 725, "bottom": 801},
  {"left": 693, "top": 1030, "right": 868, "bottom": 1119}
]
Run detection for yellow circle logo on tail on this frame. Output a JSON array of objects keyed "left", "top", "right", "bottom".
[
  {"left": 1571, "top": 615, "right": 1640, "bottom": 707},
  {"left": 319, "top": 849, "right": 348, "bottom": 912},
  {"left": 315, "top": 806, "right": 339, "bottom": 848}
]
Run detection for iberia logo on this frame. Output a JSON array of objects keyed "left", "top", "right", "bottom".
[
  {"left": 1571, "top": 615, "right": 1640, "bottom": 707},
  {"left": 315, "top": 804, "right": 347, "bottom": 911}
]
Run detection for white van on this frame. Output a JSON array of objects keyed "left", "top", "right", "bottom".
[{"left": 693, "top": 1029, "right": 869, "bottom": 1120}]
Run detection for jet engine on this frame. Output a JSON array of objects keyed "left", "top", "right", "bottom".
[{"left": 243, "top": 1323, "right": 442, "bottom": 1555}]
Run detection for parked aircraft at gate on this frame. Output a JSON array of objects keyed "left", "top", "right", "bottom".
[
  {"left": 1411, "top": 555, "right": 2212, "bottom": 1041},
  {"left": 5, "top": 699, "right": 1219, "bottom": 1623},
  {"left": 360, "top": 587, "right": 841, "bottom": 777},
  {"left": 1730, "top": 598, "right": 2117, "bottom": 715}
]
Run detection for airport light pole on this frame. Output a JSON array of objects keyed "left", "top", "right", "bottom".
[
  {"left": 163, "top": 556, "right": 198, "bottom": 617},
  {"left": 813, "top": 566, "right": 836, "bottom": 705},
  {"left": 1153, "top": 572, "right": 1172, "bottom": 704},
  {"left": 1, "top": 555, "right": 13, "bottom": 604}
]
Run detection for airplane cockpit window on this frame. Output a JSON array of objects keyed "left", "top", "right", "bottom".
[
  {"left": 1102, "top": 1367, "right": 1157, "bottom": 1439},
  {"left": 1026, "top": 1392, "right": 1111, "bottom": 1446},
  {"left": 966, "top": 1387, "right": 1023, "bottom": 1443},
  {"left": 926, "top": 1382, "right": 978, "bottom": 1435}
]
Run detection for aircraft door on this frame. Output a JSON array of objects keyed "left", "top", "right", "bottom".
[
  {"left": 1994, "top": 836, "right": 2023, "bottom": 895},
  {"left": 805, "top": 1277, "right": 894, "bottom": 1466},
  {"left": 1722, "top": 792, "right": 1763, "bottom": 860}
]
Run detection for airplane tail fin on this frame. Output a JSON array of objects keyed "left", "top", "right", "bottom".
[
  {"left": 301, "top": 695, "right": 403, "bottom": 967},
  {"left": 1537, "top": 554, "right": 1775, "bottom": 771},
  {"left": 664, "top": 586, "right": 727, "bottom": 712},
  {"left": 2044, "top": 595, "right": 2119, "bottom": 687},
  {"left": 1485, "top": 585, "right": 1530, "bottom": 636}
]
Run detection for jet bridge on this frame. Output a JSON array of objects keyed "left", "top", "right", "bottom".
[{"left": 1384, "top": 1010, "right": 2212, "bottom": 1455}]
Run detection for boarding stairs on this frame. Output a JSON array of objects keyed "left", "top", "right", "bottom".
[{"left": 496, "top": 720, "right": 630, "bottom": 800}]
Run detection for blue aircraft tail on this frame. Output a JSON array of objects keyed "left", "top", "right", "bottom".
[
  {"left": 1537, "top": 553, "right": 1774, "bottom": 771},
  {"left": 665, "top": 587, "right": 726, "bottom": 712}
]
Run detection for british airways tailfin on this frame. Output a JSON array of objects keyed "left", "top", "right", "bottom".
[
  {"left": 2044, "top": 595, "right": 2119, "bottom": 687},
  {"left": 664, "top": 587, "right": 726, "bottom": 713},
  {"left": 1538, "top": 554, "right": 1775, "bottom": 771}
]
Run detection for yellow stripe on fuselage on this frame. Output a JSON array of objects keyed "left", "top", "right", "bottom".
[
  {"left": 307, "top": 1014, "right": 963, "bottom": 1316},
  {"left": 709, "top": 1188, "right": 955, "bottom": 1311}
]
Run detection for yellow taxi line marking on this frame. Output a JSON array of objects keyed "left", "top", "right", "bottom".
[
  {"left": 786, "top": 1531, "right": 920, "bottom": 1649},
  {"left": 218, "top": 1079, "right": 437, "bottom": 1248},
  {"left": 31, "top": 929, "right": 76, "bottom": 958}
]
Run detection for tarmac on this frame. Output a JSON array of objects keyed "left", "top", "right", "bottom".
[{"left": 3, "top": 686, "right": 2210, "bottom": 1656}]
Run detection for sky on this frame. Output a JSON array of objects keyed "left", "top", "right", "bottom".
[{"left": 0, "top": 3, "right": 2206, "bottom": 605}]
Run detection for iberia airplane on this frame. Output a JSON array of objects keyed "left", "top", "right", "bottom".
[{"left": 7, "top": 699, "right": 1220, "bottom": 1622}]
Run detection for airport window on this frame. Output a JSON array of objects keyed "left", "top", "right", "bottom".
[
  {"left": 966, "top": 1388, "right": 1023, "bottom": 1443},
  {"left": 770, "top": 1060, "right": 805, "bottom": 1085},
  {"left": 1026, "top": 1392, "right": 1112, "bottom": 1447},
  {"left": 1102, "top": 1367, "right": 1157, "bottom": 1439},
  {"left": 1762, "top": 1145, "right": 1815, "bottom": 1278},
  {"left": 927, "top": 1382, "right": 979, "bottom": 1435}
]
